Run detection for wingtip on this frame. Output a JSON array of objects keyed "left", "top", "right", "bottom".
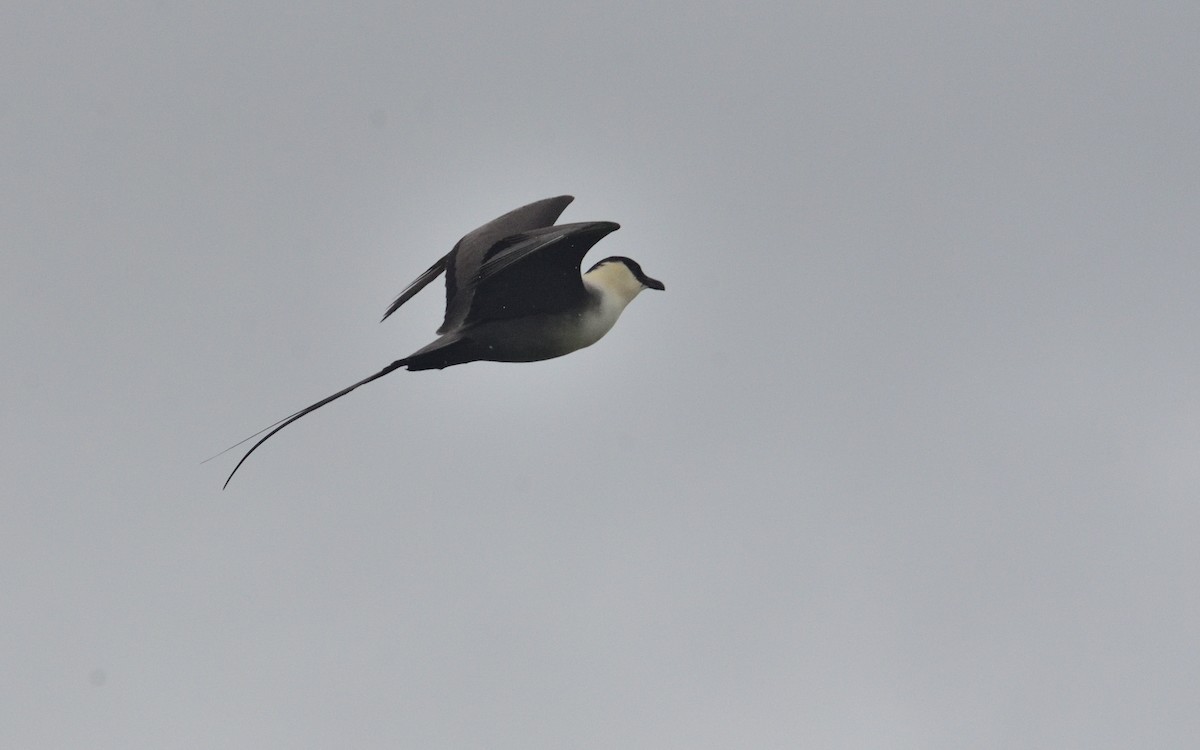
[
  {"left": 580, "top": 220, "right": 621, "bottom": 236},
  {"left": 540, "top": 195, "right": 574, "bottom": 212}
]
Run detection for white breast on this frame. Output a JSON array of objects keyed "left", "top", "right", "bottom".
[{"left": 461, "top": 267, "right": 645, "bottom": 363}]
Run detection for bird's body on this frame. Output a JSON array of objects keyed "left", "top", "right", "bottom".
[{"left": 216, "top": 196, "right": 663, "bottom": 487}]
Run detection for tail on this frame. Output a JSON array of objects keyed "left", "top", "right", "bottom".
[
  {"left": 219, "top": 358, "right": 409, "bottom": 489},
  {"left": 399, "top": 335, "right": 480, "bottom": 372}
]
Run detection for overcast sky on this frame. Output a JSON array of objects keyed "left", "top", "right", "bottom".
[{"left": 4, "top": 2, "right": 1199, "bottom": 747}]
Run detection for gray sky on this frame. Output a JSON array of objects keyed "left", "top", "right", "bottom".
[{"left": 4, "top": 2, "right": 1199, "bottom": 747}]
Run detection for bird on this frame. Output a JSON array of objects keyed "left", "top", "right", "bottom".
[{"left": 215, "top": 195, "right": 664, "bottom": 488}]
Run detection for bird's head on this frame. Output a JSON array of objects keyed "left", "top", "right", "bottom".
[{"left": 584, "top": 256, "right": 665, "bottom": 304}]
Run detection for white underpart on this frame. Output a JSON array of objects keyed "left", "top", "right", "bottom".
[
  {"left": 460, "top": 261, "right": 649, "bottom": 362},
  {"left": 575, "top": 262, "right": 648, "bottom": 348}
]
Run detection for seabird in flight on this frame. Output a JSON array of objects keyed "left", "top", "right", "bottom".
[{"left": 215, "top": 195, "right": 664, "bottom": 487}]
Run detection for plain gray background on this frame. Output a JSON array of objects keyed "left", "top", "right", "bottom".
[{"left": 4, "top": 2, "right": 1198, "bottom": 747}]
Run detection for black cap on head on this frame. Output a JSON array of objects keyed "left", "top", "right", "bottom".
[{"left": 587, "top": 256, "right": 665, "bottom": 290}]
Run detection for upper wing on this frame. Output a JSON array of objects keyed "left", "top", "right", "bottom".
[
  {"left": 440, "top": 195, "right": 574, "bottom": 333},
  {"left": 461, "top": 221, "right": 620, "bottom": 325},
  {"left": 379, "top": 196, "right": 575, "bottom": 326},
  {"left": 379, "top": 255, "right": 446, "bottom": 322}
]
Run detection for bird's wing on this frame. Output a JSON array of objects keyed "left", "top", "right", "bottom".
[
  {"left": 439, "top": 195, "right": 574, "bottom": 333},
  {"left": 380, "top": 196, "right": 574, "bottom": 325},
  {"left": 380, "top": 255, "right": 447, "bottom": 322},
  {"left": 461, "top": 221, "right": 620, "bottom": 324}
]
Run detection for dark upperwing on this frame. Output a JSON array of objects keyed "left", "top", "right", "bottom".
[
  {"left": 380, "top": 195, "right": 575, "bottom": 326},
  {"left": 461, "top": 221, "right": 620, "bottom": 325}
]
